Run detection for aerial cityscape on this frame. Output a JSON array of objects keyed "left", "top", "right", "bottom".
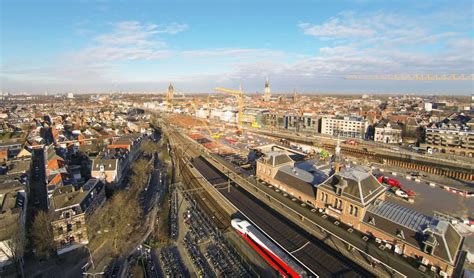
[{"left": 1, "top": 1, "right": 473, "bottom": 278}]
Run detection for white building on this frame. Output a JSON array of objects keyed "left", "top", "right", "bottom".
[
  {"left": 321, "top": 116, "right": 368, "bottom": 138},
  {"left": 374, "top": 121, "right": 403, "bottom": 144}
]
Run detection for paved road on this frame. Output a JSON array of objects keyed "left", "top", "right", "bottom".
[
  {"left": 373, "top": 169, "right": 474, "bottom": 218},
  {"left": 193, "top": 156, "right": 373, "bottom": 278}
]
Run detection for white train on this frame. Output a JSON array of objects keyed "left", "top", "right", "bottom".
[{"left": 231, "top": 218, "right": 307, "bottom": 278}]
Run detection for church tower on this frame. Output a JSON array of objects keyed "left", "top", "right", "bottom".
[
  {"left": 166, "top": 83, "right": 174, "bottom": 104},
  {"left": 263, "top": 78, "right": 271, "bottom": 102}
]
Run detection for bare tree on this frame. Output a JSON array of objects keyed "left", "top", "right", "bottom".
[
  {"left": 101, "top": 192, "right": 141, "bottom": 256},
  {"left": 0, "top": 222, "right": 26, "bottom": 277},
  {"left": 140, "top": 141, "right": 158, "bottom": 156},
  {"left": 132, "top": 159, "right": 152, "bottom": 177},
  {"left": 31, "top": 211, "right": 55, "bottom": 260}
]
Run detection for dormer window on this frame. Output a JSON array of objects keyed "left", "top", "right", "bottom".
[
  {"left": 422, "top": 233, "right": 437, "bottom": 255},
  {"left": 369, "top": 217, "right": 375, "bottom": 225},
  {"left": 396, "top": 229, "right": 405, "bottom": 239}
]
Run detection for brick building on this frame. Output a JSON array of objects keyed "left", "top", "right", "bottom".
[
  {"left": 256, "top": 151, "right": 463, "bottom": 276},
  {"left": 50, "top": 179, "right": 105, "bottom": 254}
]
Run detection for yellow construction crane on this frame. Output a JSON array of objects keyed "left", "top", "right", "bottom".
[
  {"left": 345, "top": 74, "right": 474, "bottom": 81},
  {"left": 214, "top": 86, "right": 244, "bottom": 130}
]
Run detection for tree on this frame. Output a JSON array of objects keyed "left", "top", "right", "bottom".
[
  {"left": 132, "top": 159, "right": 152, "bottom": 177},
  {"left": 140, "top": 141, "right": 158, "bottom": 156},
  {"left": 98, "top": 192, "right": 141, "bottom": 256},
  {"left": 31, "top": 211, "right": 55, "bottom": 260},
  {"left": 0, "top": 222, "right": 26, "bottom": 277}
]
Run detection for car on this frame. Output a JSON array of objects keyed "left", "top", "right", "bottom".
[{"left": 395, "top": 189, "right": 408, "bottom": 198}]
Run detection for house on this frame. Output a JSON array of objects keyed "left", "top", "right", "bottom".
[
  {"left": 0, "top": 179, "right": 27, "bottom": 269},
  {"left": 50, "top": 179, "right": 105, "bottom": 254},
  {"left": 91, "top": 159, "right": 120, "bottom": 184},
  {"left": 374, "top": 120, "right": 403, "bottom": 144}
]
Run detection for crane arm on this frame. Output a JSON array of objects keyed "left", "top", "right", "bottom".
[{"left": 214, "top": 87, "right": 243, "bottom": 96}]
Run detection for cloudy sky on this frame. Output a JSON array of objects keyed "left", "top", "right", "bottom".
[{"left": 1, "top": 0, "right": 473, "bottom": 94}]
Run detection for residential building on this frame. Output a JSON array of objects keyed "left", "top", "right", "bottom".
[
  {"left": 374, "top": 121, "right": 403, "bottom": 144},
  {"left": 422, "top": 117, "right": 473, "bottom": 156},
  {"left": 0, "top": 179, "right": 27, "bottom": 269},
  {"left": 50, "top": 179, "right": 105, "bottom": 254}
]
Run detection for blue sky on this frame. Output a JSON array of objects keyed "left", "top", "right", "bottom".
[{"left": 1, "top": 0, "right": 473, "bottom": 94}]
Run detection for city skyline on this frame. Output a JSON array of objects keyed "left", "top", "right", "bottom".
[{"left": 1, "top": 0, "right": 473, "bottom": 94}]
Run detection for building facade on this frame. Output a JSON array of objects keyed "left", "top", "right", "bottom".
[
  {"left": 321, "top": 116, "right": 368, "bottom": 138},
  {"left": 423, "top": 123, "right": 474, "bottom": 156},
  {"left": 374, "top": 121, "right": 403, "bottom": 144},
  {"left": 256, "top": 151, "right": 463, "bottom": 276},
  {"left": 51, "top": 179, "right": 105, "bottom": 254}
]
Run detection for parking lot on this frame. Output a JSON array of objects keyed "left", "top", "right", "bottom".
[
  {"left": 180, "top": 192, "right": 251, "bottom": 277},
  {"left": 159, "top": 246, "right": 187, "bottom": 277}
]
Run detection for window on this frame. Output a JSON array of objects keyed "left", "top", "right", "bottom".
[
  {"left": 369, "top": 217, "right": 375, "bottom": 225},
  {"left": 396, "top": 229, "right": 405, "bottom": 239},
  {"left": 67, "top": 223, "right": 73, "bottom": 232},
  {"left": 354, "top": 207, "right": 358, "bottom": 217},
  {"left": 76, "top": 221, "right": 82, "bottom": 229},
  {"left": 349, "top": 205, "right": 353, "bottom": 215}
]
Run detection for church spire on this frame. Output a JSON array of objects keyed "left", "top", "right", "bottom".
[{"left": 263, "top": 78, "right": 271, "bottom": 102}]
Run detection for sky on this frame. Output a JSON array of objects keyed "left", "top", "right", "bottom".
[{"left": 1, "top": 0, "right": 473, "bottom": 94}]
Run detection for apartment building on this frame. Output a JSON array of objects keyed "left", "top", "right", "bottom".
[
  {"left": 50, "top": 179, "right": 105, "bottom": 254},
  {"left": 263, "top": 112, "right": 321, "bottom": 133},
  {"left": 321, "top": 116, "right": 368, "bottom": 138},
  {"left": 422, "top": 119, "right": 474, "bottom": 156}
]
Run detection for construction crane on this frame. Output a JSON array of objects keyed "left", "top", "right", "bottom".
[
  {"left": 345, "top": 74, "right": 474, "bottom": 81},
  {"left": 214, "top": 86, "right": 244, "bottom": 130}
]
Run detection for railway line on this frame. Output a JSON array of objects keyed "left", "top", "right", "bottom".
[{"left": 191, "top": 156, "right": 373, "bottom": 278}]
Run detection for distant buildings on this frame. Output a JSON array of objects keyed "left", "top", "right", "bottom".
[{"left": 262, "top": 79, "right": 271, "bottom": 102}]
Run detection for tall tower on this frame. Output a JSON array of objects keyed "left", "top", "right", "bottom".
[
  {"left": 331, "top": 137, "right": 343, "bottom": 174},
  {"left": 166, "top": 83, "right": 174, "bottom": 104},
  {"left": 263, "top": 78, "right": 271, "bottom": 102}
]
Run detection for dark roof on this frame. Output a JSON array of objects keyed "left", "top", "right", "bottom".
[
  {"left": 80, "top": 178, "right": 105, "bottom": 213},
  {"left": 274, "top": 170, "right": 317, "bottom": 199},
  {"left": 363, "top": 200, "right": 463, "bottom": 264},
  {"left": 320, "top": 167, "right": 385, "bottom": 206},
  {"left": 261, "top": 151, "right": 294, "bottom": 167},
  {"left": 375, "top": 120, "right": 403, "bottom": 129}
]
